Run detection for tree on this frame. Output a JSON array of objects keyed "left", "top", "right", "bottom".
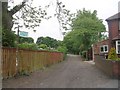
[
  {"left": 2, "top": 0, "right": 73, "bottom": 47},
  {"left": 55, "top": 0, "right": 74, "bottom": 31},
  {"left": 36, "top": 36, "right": 59, "bottom": 49},
  {"left": 63, "top": 30, "right": 81, "bottom": 54},
  {"left": 2, "top": 0, "right": 49, "bottom": 30},
  {"left": 63, "top": 9, "right": 106, "bottom": 54},
  {"left": 2, "top": 1, "right": 26, "bottom": 30},
  {"left": 19, "top": 37, "right": 34, "bottom": 44},
  {"left": 2, "top": 0, "right": 49, "bottom": 47}
]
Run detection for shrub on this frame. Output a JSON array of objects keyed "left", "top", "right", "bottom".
[
  {"left": 2, "top": 28, "right": 16, "bottom": 47},
  {"left": 81, "top": 51, "right": 87, "bottom": 57},
  {"left": 108, "top": 48, "right": 118, "bottom": 60},
  {"left": 38, "top": 44, "right": 48, "bottom": 50},
  {"left": 19, "top": 37, "right": 34, "bottom": 44},
  {"left": 57, "top": 45, "right": 68, "bottom": 59},
  {"left": 18, "top": 43, "right": 38, "bottom": 50}
]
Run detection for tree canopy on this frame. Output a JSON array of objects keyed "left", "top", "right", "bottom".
[
  {"left": 63, "top": 9, "right": 106, "bottom": 54},
  {"left": 19, "top": 37, "right": 34, "bottom": 44},
  {"left": 36, "top": 36, "right": 59, "bottom": 49}
]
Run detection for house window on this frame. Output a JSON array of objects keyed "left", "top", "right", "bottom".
[
  {"left": 116, "top": 40, "right": 120, "bottom": 54},
  {"left": 100, "top": 45, "right": 108, "bottom": 53},
  {"left": 100, "top": 47, "right": 104, "bottom": 52}
]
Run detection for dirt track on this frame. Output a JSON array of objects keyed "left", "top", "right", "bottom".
[{"left": 3, "top": 54, "right": 118, "bottom": 88}]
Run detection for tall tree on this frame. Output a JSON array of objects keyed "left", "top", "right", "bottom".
[{"left": 64, "top": 9, "right": 106, "bottom": 54}]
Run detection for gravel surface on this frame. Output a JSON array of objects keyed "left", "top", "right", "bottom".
[{"left": 2, "top": 54, "right": 119, "bottom": 88}]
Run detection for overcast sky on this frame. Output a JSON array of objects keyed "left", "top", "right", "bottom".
[{"left": 13, "top": 0, "right": 120, "bottom": 42}]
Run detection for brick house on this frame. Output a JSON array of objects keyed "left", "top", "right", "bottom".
[
  {"left": 93, "top": 39, "right": 109, "bottom": 60},
  {"left": 93, "top": 12, "right": 120, "bottom": 59},
  {"left": 93, "top": 39, "right": 109, "bottom": 55},
  {"left": 106, "top": 12, "right": 120, "bottom": 56}
]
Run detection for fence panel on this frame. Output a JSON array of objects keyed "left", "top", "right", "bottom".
[
  {"left": 2, "top": 48, "right": 16, "bottom": 79},
  {"left": 2, "top": 48, "right": 64, "bottom": 79},
  {"left": 18, "top": 49, "right": 34, "bottom": 74}
]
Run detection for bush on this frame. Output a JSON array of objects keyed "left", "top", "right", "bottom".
[
  {"left": 38, "top": 44, "right": 48, "bottom": 50},
  {"left": 19, "top": 37, "right": 34, "bottom": 44},
  {"left": 2, "top": 28, "right": 16, "bottom": 47},
  {"left": 18, "top": 43, "right": 38, "bottom": 50},
  {"left": 81, "top": 51, "right": 88, "bottom": 60},
  {"left": 108, "top": 48, "right": 118, "bottom": 60},
  {"left": 57, "top": 46, "right": 68, "bottom": 59}
]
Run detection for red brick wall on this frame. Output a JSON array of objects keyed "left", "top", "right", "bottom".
[
  {"left": 108, "top": 20, "right": 119, "bottom": 39},
  {"left": 107, "top": 20, "right": 119, "bottom": 50}
]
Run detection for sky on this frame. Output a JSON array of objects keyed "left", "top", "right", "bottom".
[{"left": 12, "top": 0, "right": 120, "bottom": 42}]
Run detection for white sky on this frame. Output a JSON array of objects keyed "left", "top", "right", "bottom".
[{"left": 12, "top": 0, "right": 120, "bottom": 42}]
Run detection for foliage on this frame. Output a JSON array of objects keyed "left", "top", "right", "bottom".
[
  {"left": 57, "top": 45, "right": 67, "bottom": 54},
  {"left": 18, "top": 42, "right": 38, "bottom": 50},
  {"left": 19, "top": 37, "right": 34, "bottom": 44},
  {"left": 72, "top": 8, "right": 106, "bottom": 42},
  {"left": 38, "top": 44, "right": 48, "bottom": 50},
  {"left": 57, "top": 45, "right": 68, "bottom": 59},
  {"left": 81, "top": 51, "right": 87, "bottom": 59},
  {"left": 5, "top": 0, "right": 50, "bottom": 31},
  {"left": 2, "top": 28, "right": 16, "bottom": 47},
  {"left": 63, "top": 30, "right": 84, "bottom": 54},
  {"left": 36, "top": 36, "right": 59, "bottom": 49},
  {"left": 7, "top": 0, "right": 73, "bottom": 31},
  {"left": 108, "top": 48, "right": 118, "bottom": 60},
  {"left": 55, "top": 0, "right": 75, "bottom": 31},
  {"left": 15, "top": 1, "right": 50, "bottom": 29},
  {"left": 63, "top": 9, "right": 106, "bottom": 54}
]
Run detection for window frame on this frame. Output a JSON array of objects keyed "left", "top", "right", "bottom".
[
  {"left": 119, "top": 20, "right": 120, "bottom": 30},
  {"left": 100, "top": 45, "right": 108, "bottom": 53},
  {"left": 116, "top": 40, "right": 120, "bottom": 54}
]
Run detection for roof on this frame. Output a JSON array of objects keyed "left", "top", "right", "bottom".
[
  {"left": 112, "top": 35, "right": 120, "bottom": 40},
  {"left": 106, "top": 12, "right": 120, "bottom": 21},
  {"left": 94, "top": 39, "right": 109, "bottom": 45}
]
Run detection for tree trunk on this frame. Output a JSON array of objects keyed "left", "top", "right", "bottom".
[
  {"left": 2, "top": 2, "right": 12, "bottom": 30},
  {"left": 2, "top": 2, "right": 25, "bottom": 30}
]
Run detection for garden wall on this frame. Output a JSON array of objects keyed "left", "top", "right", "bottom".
[
  {"left": 94, "top": 54, "right": 120, "bottom": 78},
  {"left": 2, "top": 47, "right": 64, "bottom": 79}
]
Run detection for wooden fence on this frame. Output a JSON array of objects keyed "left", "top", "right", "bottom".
[{"left": 2, "top": 47, "right": 64, "bottom": 79}]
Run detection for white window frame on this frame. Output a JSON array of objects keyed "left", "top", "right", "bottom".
[
  {"left": 119, "top": 20, "right": 120, "bottom": 30},
  {"left": 100, "top": 45, "right": 108, "bottom": 53},
  {"left": 116, "top": 40, "right": 120, "bottom": 54}
]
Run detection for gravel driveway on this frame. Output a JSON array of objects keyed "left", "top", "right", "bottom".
[{"left": 3, "top": 54, "right": 119, "bottom": 88}]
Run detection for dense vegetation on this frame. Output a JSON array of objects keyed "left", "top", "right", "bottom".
[
  {"left": 36, "top": 36, "right": 59, "bottom": 49},
  {"left": 2, "top": 28, "right": 16, "bottom": 47},
  {"left": 63, "top": 9, "right": 106, "bottom": 55},
  {"left": 19, "top": 37, "right": 34, "bottom": 44}
]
